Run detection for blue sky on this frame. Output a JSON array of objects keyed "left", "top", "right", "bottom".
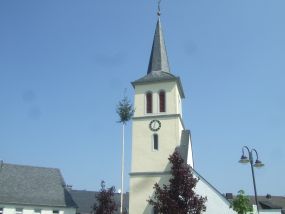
[{"left": 0, "top": 0, "right": 284, "bottom": 196}]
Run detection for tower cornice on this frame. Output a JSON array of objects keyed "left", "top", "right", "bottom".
[{"left": 131, "top": 76, "right": 185, "bottom": 99}]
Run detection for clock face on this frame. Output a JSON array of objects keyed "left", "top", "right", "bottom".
[{"left": 149, "top": 120, "right": 161, "bottom": 132}]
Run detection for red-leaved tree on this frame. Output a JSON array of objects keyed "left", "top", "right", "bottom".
[
  {"left": 92, "top": 181, "right": 118, "bottom": 214},
  {"left": 148, "top": 150, "right": 207, "bottom": 214}
]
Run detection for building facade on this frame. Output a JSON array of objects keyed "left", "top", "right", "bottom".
[
  {"left": 129, "top": 14, "right": 236, "bottom": 214},
  {"left": 0, "top": 162, "right": 77, "bottom": 214}
]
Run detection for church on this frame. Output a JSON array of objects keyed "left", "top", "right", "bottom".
[
  {"left": 128, "top": 11, "right": 236, "bottom": 214},
  {"left": 1, "top": 5, "right": 284, "bottom": 214}
]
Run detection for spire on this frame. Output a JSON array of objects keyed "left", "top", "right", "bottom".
[
  {"left": 132, "top": 3, "right": 185, "bottom": 98},
  {"left": 147, "top": 17, "right": 170, "bottom": 74}
]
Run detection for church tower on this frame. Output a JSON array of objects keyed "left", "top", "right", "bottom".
[{"left": 129, "top": 15, "right": 194, "bottom": 214}]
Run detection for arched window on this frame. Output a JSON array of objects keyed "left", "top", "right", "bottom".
[
  {"left": 146, "top": 92, "right": 153, "bottom": 113},
  {"left": 159, "top": 90, "right": 166, "bottom": 112},
  {"left": 153, "top": 134, "right": 158, "bottom": 151}
]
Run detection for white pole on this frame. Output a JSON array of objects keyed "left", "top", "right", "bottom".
[{"left": 120, "top": 123, "right": 125, "bottom": 214}]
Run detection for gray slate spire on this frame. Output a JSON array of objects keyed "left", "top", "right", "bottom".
[
  {"left": 132, "top": 16, "right": 185, "bottom": 98},
  {"left": 147, "top": 17, "right": 170, "bottom": 74}
]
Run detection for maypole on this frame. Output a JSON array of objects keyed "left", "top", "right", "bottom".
[{"left": 116, "top": 95, "right": 134, "bottom": 213}]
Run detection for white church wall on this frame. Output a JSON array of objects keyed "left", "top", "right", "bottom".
[
  {"left": 129, "top": 174, "right": 171, "bottom": 214},
  {"left": 131, "top": 116, "right": 181, "bottom": 172},
  {"left": 130, "top": 77, "right": 186, "bottom": 213},
  {"left": 129, "top": 171, "right": 238, "bottom": 214},
  {"left": 193, "top": 175, "right": 237, "bottom": 214},
  {"left": 187, "top": 135, "right": 194, "bottom": 168}
]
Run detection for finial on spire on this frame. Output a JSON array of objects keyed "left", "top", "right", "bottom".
[{"left": 157, "top": 0, "right": 162, "bottom": 16}]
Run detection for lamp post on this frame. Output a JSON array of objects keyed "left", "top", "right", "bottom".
[{"left": 239, "top": 146, "right": 264, "bottom": 214}]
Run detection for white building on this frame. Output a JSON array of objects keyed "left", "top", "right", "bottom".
[
  {"left": 0, "top": 162, "right": 77, "bottom": 214},
  {"left": 129, "top": 14, "right": 236, "bottom": 214}
]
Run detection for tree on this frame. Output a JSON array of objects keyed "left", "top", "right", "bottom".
[
  {"left": 232, "top": 190, "right": 253, "bottom": 214},
  {"left": 92, "top": 181, "right": 118, "bottom": 214},
  {"left": 148, "top": 150, "right": 207, "bottom": 214},
  {"left": 116, "top": 95, "right": 134, "bottom": 214},
  {"left": 116, "top": 96, "right": 134, "bottom": 124}
]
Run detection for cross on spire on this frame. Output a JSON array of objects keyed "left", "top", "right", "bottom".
[{"left": 157, "top": 0, "right": 162, "bottom": 16}]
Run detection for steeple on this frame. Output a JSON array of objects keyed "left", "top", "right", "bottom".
[
  {"left": 131, "top": 9, "right": 185, "bottom": 99},
  {"left": 147, "top": 17, "right": 170, "bottom": 74}
]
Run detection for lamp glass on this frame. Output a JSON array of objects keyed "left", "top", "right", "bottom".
[
  {"left": 254, "top": 160, "right": 264, "bottom": 168},
  {"left": 239, "top": 155, "right": 250, "bottom": 164}
]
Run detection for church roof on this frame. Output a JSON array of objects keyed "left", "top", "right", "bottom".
[
  {"left": 248, "top": 196, "right": 285, "bottom": 210},
  {"left": 147, "top": 17, "right": 170, "bottom": 74},
  {"left": 132, "top": 17, "right": 185, "bottom": 98},
  {"left": 177, "top": 140, "right": 233, "bottom": 206},
  {"left": 0, "top": 162, "right": 77, "bottom": 208},
  {"left": 69, "top": 190, "right": 129, "bottom": 214}
]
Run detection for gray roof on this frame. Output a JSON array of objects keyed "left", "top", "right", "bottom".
[
  {"left": 0, "top": 162, "right": 76, "bottom": 208},
  {"left": 248, "top": 196, "right": 285, "bottom": 210},
  {"left": 69, "top": 190, "right": 129, "bottom": 214},
  {"left": 134, "top": 70, "right": 177, "bottom": 83},
  {"left": 179, "top": 130, "right": 191, "bottom": 162},
  {"left": 147, "top": 17, "right": 170, "bottom": 74},
  {"left": 131, "top": 17, "right": 185, "bottom": 98},
  {"left": 226, "top": 194, "right": 285, "bottom": 211}
]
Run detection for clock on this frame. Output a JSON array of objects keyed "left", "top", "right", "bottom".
[{"left": 149, "top": 120, "right": 161, "bottom": 132}]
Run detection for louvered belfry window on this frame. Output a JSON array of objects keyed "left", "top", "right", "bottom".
[
  {"left": 146, "top": 92, "right": 153, "bottom": 113},
  {"left": 159, "top": 90, "right": 166, "bottom": 112}
]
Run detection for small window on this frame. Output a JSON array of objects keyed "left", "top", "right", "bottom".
[
  {"left": 153, "top": 134, "right": 158, "bottom": 151},
  {"left": 34, "top": 209, "right": 41, "bottom": 214},
  {"left": 0, "top": 208, "right": 3, "bottom": 214},
  {"left": 15, "top": 209, "right": 23, "bottom": 214},
  {"left": 146, "top": 92, "right": 153, "bottom": 113},
  {"left": 159, "top": 91, "right": 166, "bottom": 112},
  {"left": 53, "top": 211, "right": 59, "bottom": 214}
]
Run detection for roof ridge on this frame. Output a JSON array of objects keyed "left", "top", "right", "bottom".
[
  {"left": 1, "top": 162, "right": 60, "bottom": 171},
  {"left": 190, "top": 167, "right": 233, "bottom": 205}
]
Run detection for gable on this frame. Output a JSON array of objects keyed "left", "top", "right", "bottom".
[{"left": 0, "top": 163, "right": 76, "bottom": 208}]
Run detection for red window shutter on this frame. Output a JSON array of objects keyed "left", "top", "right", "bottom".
[
  {"left": 159, "top": 91, "right": 165, "bottom": 112},
  {"left": 146, "top": 92, "right": 152, "bottom": 113}
]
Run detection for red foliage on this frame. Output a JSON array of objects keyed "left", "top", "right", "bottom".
[
  {"left": 92, "top": 181, "right": 118, "bottom": 214},
  {"left": 148, "top": 150, "right": 207, "bottom": 214}
]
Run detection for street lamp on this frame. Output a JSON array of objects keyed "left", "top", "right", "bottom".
[{"left": 239, "top": 146, "right": 264, "bottom": 214}]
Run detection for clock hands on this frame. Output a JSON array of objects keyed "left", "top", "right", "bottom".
[{"left": 149, "top": 120, "right": 161, "bottom": 132}]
